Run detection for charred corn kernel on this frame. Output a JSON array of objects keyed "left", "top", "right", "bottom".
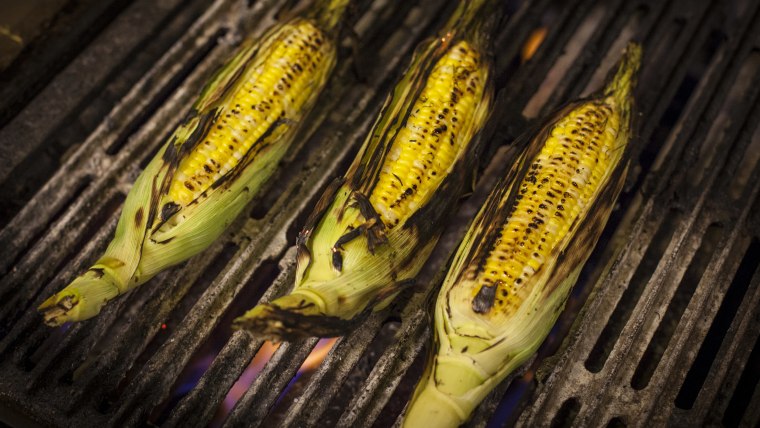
[
  {"left": 37, "top": 0, "right": 352, "bottom": 327},
  {"left": 371, "top": 41, "right": 483, "bottom": 227},
  {"left": 233, "top": 0, "right": 500, "bottom": 341},
  {"left": 405, "top": 42, "right": 642, "bottom": 427},
  {"left": 168, "top": 20, "right": 327, "bottom": 206},
  {"left": 476, "top": 102, "right": 618, "bottom": 312}
]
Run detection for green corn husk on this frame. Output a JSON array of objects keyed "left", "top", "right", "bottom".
[
  {"left": 404, "top": 42, "right": 642, "bottom": 427},
  {"left": 38, "top": 0, "right": 352, "bottom": 327},
  {"left": 233, "top": 0, "right": 501, "bottom": 341}
]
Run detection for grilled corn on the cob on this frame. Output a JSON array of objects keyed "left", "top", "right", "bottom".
[
  {"left": 38, "top": 0, "right": 351, "bottom": 327},
  {"left": 404, "top": 42, "right": 642, "bottom": 427},
  {"left": 233, "top": 0, "right": 500, "bottom": 340}
]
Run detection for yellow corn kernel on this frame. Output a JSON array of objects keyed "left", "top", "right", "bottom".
[
  {"left": 168, "top": 20, "right": 329, "bottom": 206},
  {"left": 370, "top": 41, "right": 485, "bottom": 227},
  {"left": 475, "top": 102, "right": 618, "bottom": 315}
]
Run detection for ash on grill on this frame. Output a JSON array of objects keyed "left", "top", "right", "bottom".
[{"left": 0, "top": 0, "right": 759, "bottom": 427}]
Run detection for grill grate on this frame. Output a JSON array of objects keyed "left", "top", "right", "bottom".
[{"left": 1, "top": 0, "right": 759, "bottom": 427}]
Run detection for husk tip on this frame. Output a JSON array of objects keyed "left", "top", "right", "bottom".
[
  {"left": 604, "top": 41, "right": 643, "bottom": 100},
  {"left": 232, "top": 296, "right": 360, "bottom": 340},
  {"left": 38, "top": 272, "right": 120, "bottom": 327},
  {"left": 38, "top": 292, "right": 79, "bottom": 327}
]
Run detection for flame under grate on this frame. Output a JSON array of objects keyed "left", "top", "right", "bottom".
[{"left": 0, "top": 0, "right": 759, "bottom": 427}]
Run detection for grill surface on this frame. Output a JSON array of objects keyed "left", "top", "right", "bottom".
[{"left": 0, "top": 0, "right": 759, "bottom": 427}]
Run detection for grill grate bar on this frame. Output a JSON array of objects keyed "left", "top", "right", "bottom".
[
  {"left": 339, "top": 298, "right": 430, "bottom": 428},
  {"left": 225, "top": 337, "right": 321, "bottom": 427},
  {"left": 538, "top": 0, "right": 631, "bottom": 116},
  {"left": 630, "top": 0, "right": 715, "bottom": 152},
  {"left": 697, "top": 243, "right": 760, "bottom": 426},
  {"left": 0, "top": 185, "right": 124, "bottom": 325},
  {"left": 167, "top": 331, "right": 262, "bottom": 428},
  {"left": 0, "top": 0, "right": 130, "bottom": 126},
  {"left": 718, "top": 317, "right": 760, "bottom": 427},
  {"left": 162, "top": 250, "right": 299, "bottom": 428},
  {"left": 0, "top": 198, "right": 122, "bottom": 364},
  {"left": 60, "top": 240, "right": 236, "bottom": 412},
  {"left": 0, "top": 0, "right": 214, "bottom": 190},
  {"left": 496, "top": 0, "right": 590, "bottom": 131},
  {"left": 279, "top": 310, "right": 386, "bottom": 426},
  {"left": 658, "top": 100, "right": 760, "bottom": 424},
  {"left": 660, "top": 211, "right": 759, "bottom": 426},
  {"left": 491, "top": 0, "right": 552, "bottom": 75},
  {"left": 2, "top": 0, "right": 760, "bottom": 427}
]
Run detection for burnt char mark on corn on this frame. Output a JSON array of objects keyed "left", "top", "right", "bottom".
[
  {"left": 368, "top": 41, "right": 486, "bottom": 228},
  {"left": 474, "top": 100, "right": 620, "bottom": 315},
  {"left": 167, "top": 19, "right": 331, "bottom": 207}
]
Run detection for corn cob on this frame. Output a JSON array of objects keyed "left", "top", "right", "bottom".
[
  {"left": 233, "top": 0, "right": 500, "bottom": 340},
  {"left": 404, "top": 42, "right": 642, "bottom": 427},
  {"left": 37, "top": 0, "right": 352, "bottom": 327}
]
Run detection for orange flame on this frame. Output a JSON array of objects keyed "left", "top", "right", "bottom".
[
  {"left": 300, "top": 338, "right": 338, "bottom": 372},
  {"left": 220, "top": 338, "right": 338, "bottom": 416},
  {"left": 521, "top": 27, "right": 548, "bottom": 63}
]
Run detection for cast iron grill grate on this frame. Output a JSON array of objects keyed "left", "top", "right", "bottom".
[{"left": 0, "top": 0, "right": 758, "bottom": 427}]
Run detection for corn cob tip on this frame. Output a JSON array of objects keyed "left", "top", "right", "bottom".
[
  {"left": 621, "top": 41, "right": 643, "bottom": 69},
  {"left": 233, "top": 294, "right": 357, "bottom": 341},
  {"left": 604, "top": 41, "right": 642, "bottom": 105},
  {"left": 308, "top": 0, "right": 352, "bottom": 34},
  {"left": 38, "top": 271, "right": 120, "bottom": 326},
  {"left": 439, "top": 0, "right": 501, "bottom": 50}
]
